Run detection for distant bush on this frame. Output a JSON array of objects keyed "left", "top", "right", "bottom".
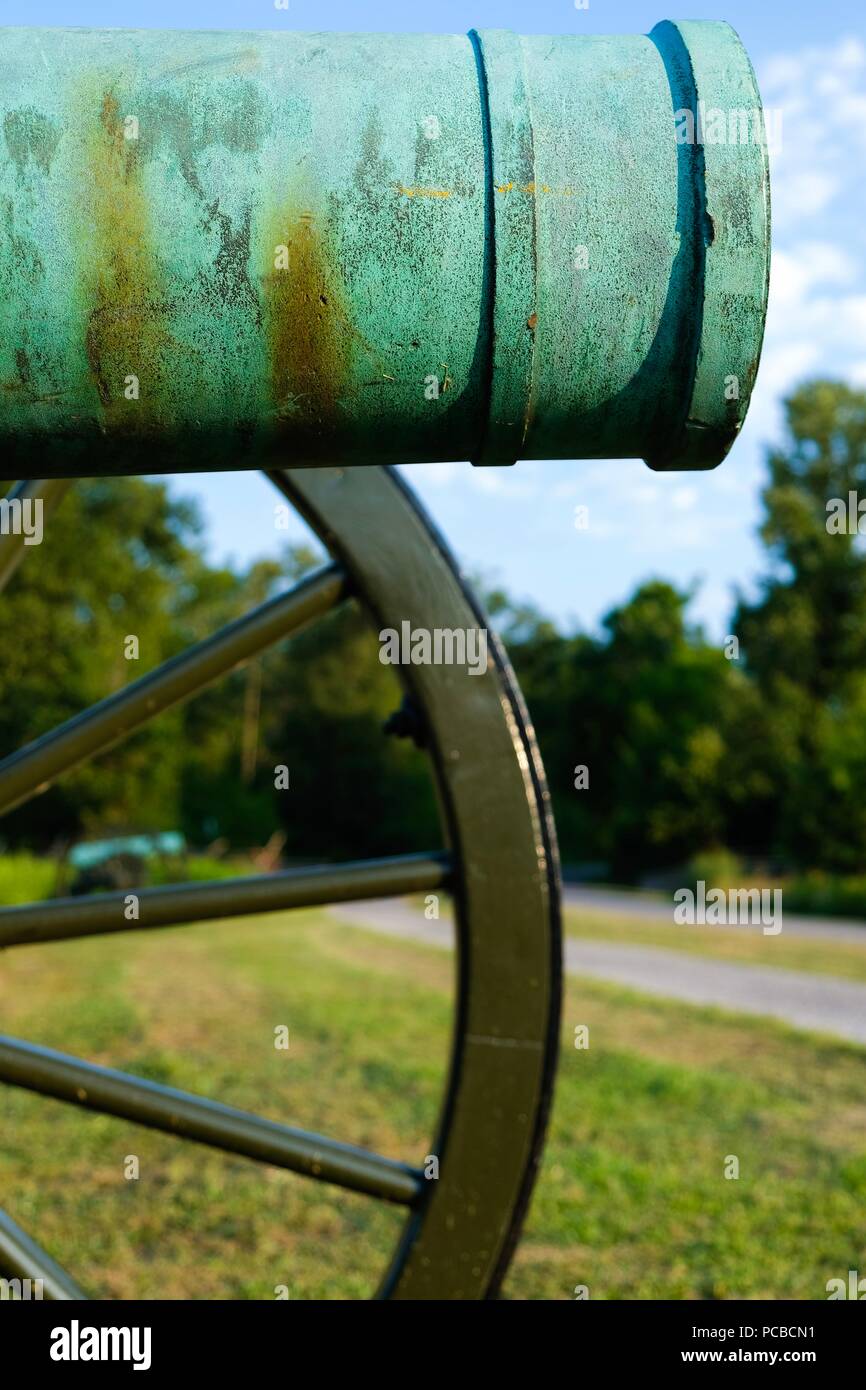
[
  {"left": 0, "top": 852, "right": 59, "bottom": 905},
  {"left": 144, "top": 854, "right": 260, "bottom": 886},
  {"left": 783, "top": 871, "right": 866, "bottom": 920},
  {"left": 680, "top": 854, "right": 866, "bottom": 921},
  {"left": 0, "top": 851, "right": 263, "bottom": 907},
  {"left": 682, "top": 848, "right": 748, "bottom": 891}
]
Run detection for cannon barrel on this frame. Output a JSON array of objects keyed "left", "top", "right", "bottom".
[{"left": 0, "top": 22, "right": 769, "bottom": 477}]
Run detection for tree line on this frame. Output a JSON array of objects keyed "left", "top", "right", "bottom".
[{"left": 1, "top": 379, "right": 864, "bottom": 882}]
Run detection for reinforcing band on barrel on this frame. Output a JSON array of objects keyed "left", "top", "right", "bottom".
[{"left": 0, "top": 23, "right": 770, "bottom": 477}]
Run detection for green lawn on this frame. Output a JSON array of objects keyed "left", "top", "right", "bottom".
[
  {"left": 563, "top": 905, "right": 866, "bottom": 983},
  {"left": 1, "top": 908, "right": 864, "bottom": 1299}
]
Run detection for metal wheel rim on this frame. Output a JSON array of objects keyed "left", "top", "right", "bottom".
[
  {"left": 272, "top": 466, "right": 562, "bottom": 1299},
  {"left": 0, "top": 465, "right": 561, "bottom": 1300}
]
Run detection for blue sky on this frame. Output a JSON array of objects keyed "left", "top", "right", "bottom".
[{"left": 10, "top": 0, "right": 866, "bottom": 636}]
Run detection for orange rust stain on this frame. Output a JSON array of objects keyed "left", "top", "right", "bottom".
[
  {"left": 496, "top": 182, "right": 562, "bottom": 196},
  {"left": 397, "top": 185, "right": 452, "bottom": 199},
  {"left": 263, "top": 208, "right": 350, "bottom": 452},
  {"left": 392, "top": 181, "right": 569, "bottom": 201},
  {"left": 83, "top": 90, "right": 169, "bottom": 426}
]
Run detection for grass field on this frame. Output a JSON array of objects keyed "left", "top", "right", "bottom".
[
  {"left": 1, "top": 906, "right": 865, "bottom": 1300},
  {"left": 563, "top": 906, "right": 866, "bottom": 983}
]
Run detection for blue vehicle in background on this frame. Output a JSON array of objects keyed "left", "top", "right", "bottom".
[{"left": 65, "top": 832, "right": 187, "bottom": 896}]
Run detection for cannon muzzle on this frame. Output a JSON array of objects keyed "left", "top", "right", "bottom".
[{"left": 0, "top": 22, "right": 770, "bottom": 477}]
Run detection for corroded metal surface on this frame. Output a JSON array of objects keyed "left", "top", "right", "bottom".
[{"left": 0, "top": 24, "right": 769, "bottom": 474}]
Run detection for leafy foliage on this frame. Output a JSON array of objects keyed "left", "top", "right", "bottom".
[{"left": 3, "top": 378, "right": 866, "bottom": 880}]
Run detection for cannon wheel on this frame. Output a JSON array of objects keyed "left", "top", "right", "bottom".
[{"left": 0, "top": 465, "right": 561, "bottom": 1300}]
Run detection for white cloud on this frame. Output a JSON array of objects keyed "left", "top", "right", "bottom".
[
  {"left": 760, "top": 251, "right": 866, "bottom": 409},
  {"left": 415, "top": 461, "right": 460, "bottom": 487},
  {"left": 469, "top": 464, "right": 540, "bottom": 500},
  {"left": 671, "top": 487, "right": 698, "bottom": 512},
  {"left": 623, "top": 482, "right": 660, "bottom": 506},
  {"left": 769, "top": 243, "right": 857, "bottom": 307},
  {"left": 775, "top": 169, "right": 839, "bottom": 219},
  {"left": 551, "top": 479, "right": 583, "bottom": 499},
  {"left": 761, "top": 35, "right": 866, "bottom": 233}
]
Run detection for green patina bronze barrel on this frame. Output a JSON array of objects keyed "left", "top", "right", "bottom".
[{"left": 0, "top": 22, "right": 770, "bottom": 477}]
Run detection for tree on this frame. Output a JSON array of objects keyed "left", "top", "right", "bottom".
[
  {"left": 257, "top": 547, "right": 441, "bottom": 860},
  {"left": 735, "top": 381, "right": 866, "bottom": 696},
  {"left": 0, "top": 478, "right": 213, "bottom": 846},
  {"left": 507, "top": 580, "right": 735, "bottom": 879},
  {"left": 732, "top": 381, "right": 866, "bottom": 868}
]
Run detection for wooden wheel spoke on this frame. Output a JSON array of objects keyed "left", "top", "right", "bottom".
[
  {"left": 0, "top": 853, "right": 451, "bottom": 949},
  {"left": 0, "top": 563, "right": 347, "bottom": 818},
  {"left": 0, "top": 1036, "right": 422, "bottom": 1207}
]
